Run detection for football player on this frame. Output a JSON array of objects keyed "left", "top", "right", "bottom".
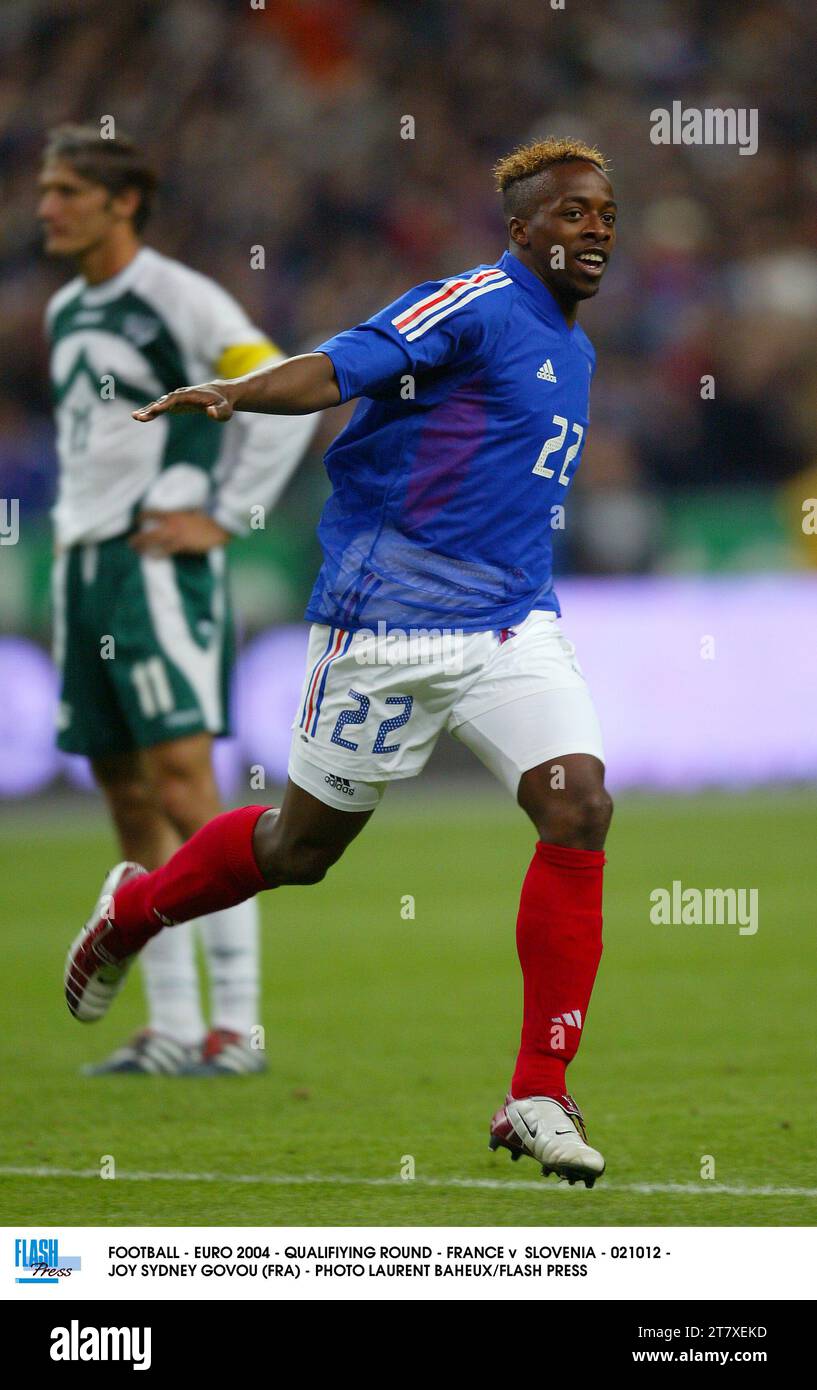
[{"left": 41, "top": 125, "right": 317, "bottom": 1074}]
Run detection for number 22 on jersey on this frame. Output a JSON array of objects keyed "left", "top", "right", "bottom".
[{"left": 532, "top": 415, "right": 584, "bottom": 485}]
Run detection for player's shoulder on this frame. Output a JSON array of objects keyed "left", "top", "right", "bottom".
[
  {"left": 131, "top": 247, "right": 235, "bottom": 308},
  {"left": 387, "top": 260, "right": 515, "bottom": 343},
  {"left": 130, "top": 248, "right": 257, "bottom": 353},
  {"left": 45, "top": 275, "right": 84, "bottom": 327}
]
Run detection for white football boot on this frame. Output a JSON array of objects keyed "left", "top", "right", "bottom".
[
  {"left": 65, "top": 862, "right": 147, "bottom": 1021},
  {"left": 189, "top": 1028, "right": 268, "bottom": 1076},
  {"left": 489, "top": 1092, "right": 605, "bottom": 1188},
  {"left": 81, "top": 1030, "right": 200, "bottom": 1076}
]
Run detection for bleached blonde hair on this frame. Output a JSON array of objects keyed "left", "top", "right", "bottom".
[{"left": 494, "top": 137, "right": 610, "bottom": 218}]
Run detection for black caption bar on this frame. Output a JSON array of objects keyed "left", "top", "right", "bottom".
[{"left": 5, "top": 1299, "right": 812, "bottom": 1373}]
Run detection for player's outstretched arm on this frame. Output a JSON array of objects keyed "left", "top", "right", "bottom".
[{"left": 132, "top": 351, "right": 341, "bottom": 423}]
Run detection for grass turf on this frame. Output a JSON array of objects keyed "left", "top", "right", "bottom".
[{"left": 1, "top": 789, "right": 815, "bottom": 1226}]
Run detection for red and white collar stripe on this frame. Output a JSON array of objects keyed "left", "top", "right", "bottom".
[{"left": 391, "top": 267, "right": 511, "bottom": 342}]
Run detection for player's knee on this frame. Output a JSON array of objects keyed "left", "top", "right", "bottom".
[
  {"left": 263, "top": 836, "right": 337, "bottom": 886},
  {"left": 153, "top": 776, "right": 191, "bottom": 831},
  {"left": 539, "top": 786, "right": 613, "bottom": 848},
  {"left": 152, "top": 765, "right": 219, "bottom": 836},
  {"left": 114, "top": 794, "right": 155, "bottom": 841},
  {"left": 281, "top": 843, "right": 335, "bottom": 885},
  {"left": 582, "top": 787, "right": 614, "bottom": 839},
  {"left": 94, "top": 767, "right": 155, "bottom": 835},
  {"left": 252, "top": 810, "right": 342, "bottom": 886}
]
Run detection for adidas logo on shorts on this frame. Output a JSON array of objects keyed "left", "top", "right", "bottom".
[{"left": 324, "top": 774, "right": 355, "bottom": 796}]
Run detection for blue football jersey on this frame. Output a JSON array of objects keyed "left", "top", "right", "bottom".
[{"left": 307, "top": 249, "right": 595, "bottom": 632}]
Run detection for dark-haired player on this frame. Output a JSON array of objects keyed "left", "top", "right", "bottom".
[
  {"left": 40, "top": 125, "right": 316, "bottom": 1074},
  {"left": 66, "top": 138, "right": 616, "bottom": 1183}
]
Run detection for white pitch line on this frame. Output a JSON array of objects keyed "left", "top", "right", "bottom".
[{"left": 0, "top": 1166, "right": 815, "bottom": 1198}]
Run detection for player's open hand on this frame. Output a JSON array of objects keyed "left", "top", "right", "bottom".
[
  {"left": 129, "top": 510, "right": 232, "bottom": 556},
  {"left": 132, "top": 384, "right": 233, "bottom": 422}
]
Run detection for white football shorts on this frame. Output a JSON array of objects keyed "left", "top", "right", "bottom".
[{"left": 288, "top": 608, "right": 604, "bottom": 811}]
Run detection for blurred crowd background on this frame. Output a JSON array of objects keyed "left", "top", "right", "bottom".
[{"left": 2, "top": 0, "right": 817, "bottom": 638}]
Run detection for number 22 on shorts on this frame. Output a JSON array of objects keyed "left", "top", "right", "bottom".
[{"left": 330, "top": 691, "right": 414, "bottom": 754}]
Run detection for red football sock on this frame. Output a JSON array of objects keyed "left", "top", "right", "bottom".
[
  {"left": 511, "top": 841, "right": 605, "bottom": 1100},
  {"left": 110, "top": 806, "right": 271, "bottom": 952}
]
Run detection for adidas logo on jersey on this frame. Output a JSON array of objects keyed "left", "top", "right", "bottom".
[
  {"left": 551, "top": 1010, "right": 582, "bottom": 1028},
  {"left": 537, "top": 359, "right": 557, "bottom": 382}
]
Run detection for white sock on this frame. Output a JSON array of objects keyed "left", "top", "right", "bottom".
[
  {"left": 199, "top": 898, "right": 260, "bottom": 1039},
  {"left": 140, "top": 923, "right": 205, "bottom": 1046}
]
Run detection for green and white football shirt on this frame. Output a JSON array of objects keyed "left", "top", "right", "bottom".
[
  {"left": 48, "top": 245, "right": 314, "bottom": 545},
  {"left": 47, "top": 247, "right": 316, "bottom": 753}
]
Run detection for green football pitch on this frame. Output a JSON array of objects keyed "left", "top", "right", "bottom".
[{"left": 1, "top": 788, "right": 815, "bottom": 1227}]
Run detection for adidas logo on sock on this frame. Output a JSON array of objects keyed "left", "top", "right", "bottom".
[
  {"left": 551, "top": 1010, "right": 582, "bottom": 1028},
  {"left": 537, "top": 358, "right": 557, "bottom": 382}
]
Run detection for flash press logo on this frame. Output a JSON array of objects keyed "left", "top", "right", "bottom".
[
  {"left": 50, "top": 1321, "right": 151, "bottom": 1371},
  {"left": 14, "top": 1237, "right": 81, "bottom": 1285}
]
